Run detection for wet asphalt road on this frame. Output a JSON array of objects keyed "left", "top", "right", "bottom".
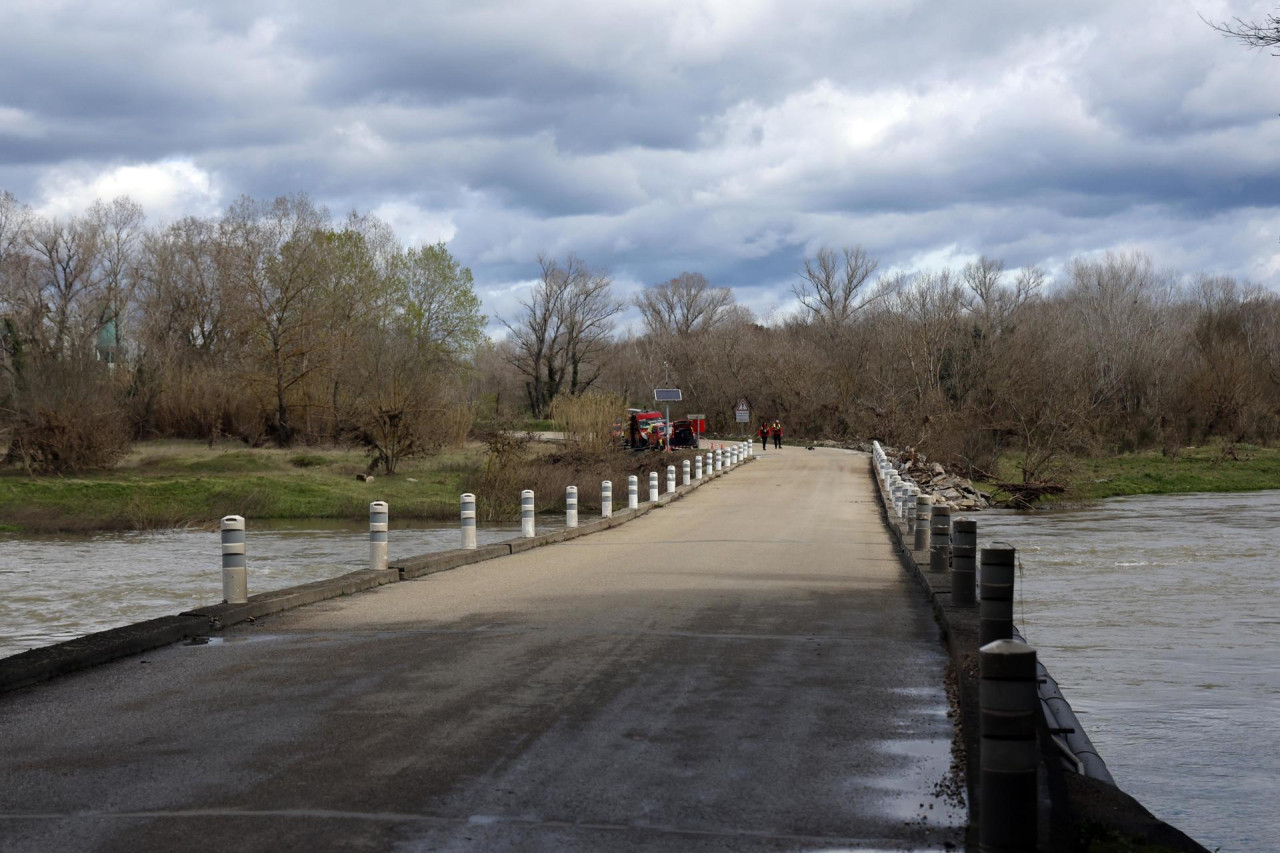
[{"left": 0, "top": 448, "right": 964, "bottom": 852}]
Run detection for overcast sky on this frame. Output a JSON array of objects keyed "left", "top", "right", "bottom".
[{"left": 4, "top": 0, "right": 1280, "bottom": 331}]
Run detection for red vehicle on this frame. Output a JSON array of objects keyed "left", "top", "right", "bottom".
[{"left": 627, "top": 411, "right": 667, "bottom": 449}]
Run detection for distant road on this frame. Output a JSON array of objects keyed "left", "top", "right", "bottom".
[{"left": 0, "top": 448, "right": 963, "bottom": 852}]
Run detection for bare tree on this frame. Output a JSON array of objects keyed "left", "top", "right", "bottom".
[
  {"left": 503, "top": 253, "right": 621, "bottom": 417},
  {"left": 21, "top": 213, "right": 104, "bottom": 360},
  {"left": 1207, "top": 11, "right": 1280, "bottom": 51},
  {"left": 220, "top": 194, "right": 331, "bottom": 445},
  {"left": 635, "top": 272, "right": 734, "bottom": 337},
  {"left": 793, "top": 246, "right": 881, "bottom": 327}
]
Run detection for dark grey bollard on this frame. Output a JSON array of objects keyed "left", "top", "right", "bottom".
[
  {"left": 980, "top": 639, "right": 1038, "bottom": 852},
  {"left": 929, "top": 504, "right": 952, "bottom": 572},
  {"left": 980, "top": 545, "right": 1017, "bottom": 645},
  {"left": 951, "top": 518, "right": 977, "bottom": 606},
  {"left": 913, "top": 495, "right": 932, "bottom": 551}
]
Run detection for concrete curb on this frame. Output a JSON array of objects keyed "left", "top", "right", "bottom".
[
  {"left": 1, "top": 456, "right": 755, "bottom": 696},
  {"left": 869, "top": 457, "right": 1207, "bottom": 852}
]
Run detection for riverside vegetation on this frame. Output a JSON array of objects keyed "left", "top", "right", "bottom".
[{"left": 6, "top": 189, "right": 1280, "bottom": 521}]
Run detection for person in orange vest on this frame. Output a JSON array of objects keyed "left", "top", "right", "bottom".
[
  {"left": 770, "top": 419, "right": 782, "bottom": 449},
  {"left": 757, "top": 421, "right": 768, "bottom": 451}
]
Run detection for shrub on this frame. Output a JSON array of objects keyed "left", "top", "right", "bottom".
[{"left": 3, "top": 359, "right": 132, "bottom": 474}]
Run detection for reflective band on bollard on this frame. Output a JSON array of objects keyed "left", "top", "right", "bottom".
[
  {"left": 601, "top": 480, "right": 612, "bottom": 518},
  {"left": 914, "top": 495, "right": 933, "bottom": 552},
  {"left": 682, "top": 459, "right": 691, "bottom": 486},
  {"left": 521, "top": 489, "right": 536, "bottom": 538},
  {"left": 649, "top": 471, "right": 659, "bottom": 502},
  {"left": 705, "top": 452, "right": 713, "bottom": 477},
  {"left": 369, "top": 500, "right": 389, "bottom": 572},
  {"left": 929, "top": 504, "right": 952, "bottom": 573},
  {"left": 667, "top": 465, "right": 676, "bottom": 494},
  {"left": 979, "top": 545, "right": 1017, "bottom": 645},
  {"left": 460, "top": 493, "right": 477, "bottom": 550},
  {"left": 221, "top": 515, "right": 247, "bottom": 604},
  {"left": 951, "top": 518, "right": 977, "bottom": 606},
  {"left": 565, "top": 485, "right": 578, "bottom": 528},
  {"left": 628, "top": 475, "right": 639, "bottom": 510},
  {"left": 980, "top": 639, "right": 1039, "bottom": 852},
  {"left": 695, "top": 456, "right": 703, "bottom": 480}
]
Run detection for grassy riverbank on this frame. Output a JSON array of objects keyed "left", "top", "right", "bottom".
[
  {"left": 0, "top": 438, "right": 707, "bottom": 534},
  {"left": 0, "top": 441, "right": 485, "bottom": 534},
  {"left": 980, "top": 442, "right": 1280, "bottom": 505}
]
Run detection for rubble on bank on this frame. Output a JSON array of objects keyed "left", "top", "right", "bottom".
[{"left": 879, "top": 446, "right": 992, "bottom": 511}]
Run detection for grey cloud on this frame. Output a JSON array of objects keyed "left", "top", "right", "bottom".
[{"left": 4, "top": 0, "right": 1280, "bottom": 329}]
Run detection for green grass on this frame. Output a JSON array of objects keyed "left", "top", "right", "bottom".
[
  {"left": 977, "top": 441, "right": 1280, "bottom": 504},
  {"left": 0, "top": 440, "right": 488, "bottom": 533}
]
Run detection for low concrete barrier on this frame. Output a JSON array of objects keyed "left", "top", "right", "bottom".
[
  {"left": 868, "top": 446, "right": 1206, "bottom": 852},
  {"left": 1, "top": 452, "right": 756, "bottom": 696}
]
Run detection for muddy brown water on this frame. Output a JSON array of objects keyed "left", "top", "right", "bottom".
[
  {"left": 978, "top": 491, "right": 1280, "bottom": 852},
  {"left": 0, "top": 520, "right": 523, "bottom": 660}
]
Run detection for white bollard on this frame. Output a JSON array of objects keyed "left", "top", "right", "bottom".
[
  {"left": 221, "top": 515, "right": 247, "bottom": 604},
  {"left": 682, "top": 459, "right": 691, "bottom": 486},
  {"left": 628, "top": 475, "right": 639, "bottom": 509},
  {"left": 649, "top": 471, "right": 659, "bottom": 502},
  {"left": 695, "top": 455, "right": 704, "bottom": 480},
  {"left": 715, "top": 450, "right": 722, "bottom": 472},
  {"left": 667, "top": 465, "right": 676, "bottom": 494},
  {"left": 521, "top": 489, "right": 536, "bottom": 538},
  {"left": 705, "top": 452, "right": 713, "bottom": 477},
  {"left": 601, "top": 480, "right": 613, "bottom": 518},
  {"left": 369, "top": 501, "right": 389, "bottom": 572},
  {"left": 565, "top": 485, "right": 578, "bottom": 528},
  {"left": 460, "top": 493, "right": 477, "bottom": 550}
]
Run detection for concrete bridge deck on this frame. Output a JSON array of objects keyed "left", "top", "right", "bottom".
[{"left": 0, "top": 448, "right": 964, "bottom": 852}]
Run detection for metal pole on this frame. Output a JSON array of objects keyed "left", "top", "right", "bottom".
[
  {"left": 221, "top": 515, "right": 247, "bottom": 604},
  {"left": 369, "top": 500, "right": 389, "bottom": 572},
  {"left": 951, "top": 518, "right": 977, "bottom": 606},
  {"left": 980, "top": 545, "right": 1017, "bottom": 645},
  {"left": 521, "top": 489, "right": 535, "bottom": 538},
  {"left": 460, "top": 493, "right": 477, "bottom": 549},
  {"left": 979, "top": 639, "right": 1039, "bottom": 852},
  {"left": 601, "top": 480, "right": 612, "bottom": 518}
]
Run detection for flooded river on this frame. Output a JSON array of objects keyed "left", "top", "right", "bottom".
[
  {"left": 979, "top": 492, "right": 1280, "bottom": 852},
  {"left": 0, "top": 521, "right": 521, "bottom": 660}
]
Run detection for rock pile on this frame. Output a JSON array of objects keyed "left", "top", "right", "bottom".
[{"left": 886, "top": 450, "right": 991, "bottom": 511}]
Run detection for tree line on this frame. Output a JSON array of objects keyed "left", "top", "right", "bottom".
[
  {"left": 487, "top": 248, "right": 1280, "bottom": 486},
  {"left": 5, "top": 188, "right": 1280, "bottom": 482},
  {"left": 0, "top": 190, "right": 483, "bottom": 473}
]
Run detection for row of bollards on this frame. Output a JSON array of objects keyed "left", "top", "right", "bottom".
[
  {"left": 871, "top": 441, "right": 1035, "bottom": 853},
  {"left": 218, "top": 441, "right": 756, "bottom": 606}
]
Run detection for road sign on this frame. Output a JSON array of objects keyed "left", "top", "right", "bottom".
[
  {"left": 654, "top": 388, "right": 682, "bottom": 402},
  {"left": 734, "top": 398, "right": 749, "bottom": 413},
  {"left": 735, "top": 411, "right": 750, "bottom": 423}
]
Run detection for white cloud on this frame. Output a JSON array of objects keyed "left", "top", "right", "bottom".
[
  {"left": 0, "top": 106, "right": 42, "bottom": 138},
  {"left": 34, "top": 159, "right": 222, "bottom": 221},
  {"left": 369, "top": 200, "right": 458, "bottom": 246}
]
